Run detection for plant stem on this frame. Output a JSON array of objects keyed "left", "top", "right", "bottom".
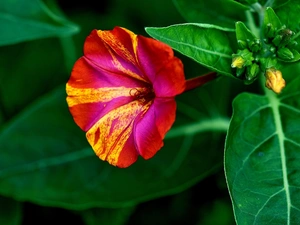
[
  {"left": 184, "top": 72, "right": 217, "bottom": 92},
  {"left": 166, "top": 117, "right": 230, "bottom": 139}
]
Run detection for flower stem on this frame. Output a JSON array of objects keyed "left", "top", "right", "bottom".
[{"left": 184, "top": 72, "right": 217, "bottom": 92}]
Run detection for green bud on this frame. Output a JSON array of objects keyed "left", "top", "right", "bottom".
[
  {"left": 246, "top": 63, "right": 260, "bottom": 81},
  {"left": 279, "top": 28, "right": 294, "bottom": 47},
  {"left": 272, "top": 34, "right": 283, "bottom": 46},
  {"left": 265, "top": 23, "right": 276, "bottom": 38},
  {"left": 259, "top": 57, "right": 278, "bottom": 71},
  {"left": 269, "top": 46, "right": 276, "bottom": 53},
  {"left": 264, "top": 8, "right": 282, "bottom": 38},
  {"left": 287, "top": 40, "right": 298, "bottom": 48},
  {"left": 237, "top": 40, "right": 248, "bottom": 49},
  {"left": 232, "top": 49, "right": 254, "bottom": 68},
  {"left": 249, "top": 39, "right": 261, "bottom": 52},
  {"left": 277, "top": 47, "right": 294, "bottom": 60},
  {"left": 278, "top": 27, "right": 292, "bottom": 37}
]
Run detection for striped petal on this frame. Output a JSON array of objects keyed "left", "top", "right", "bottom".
[
  {"left": 66, "top": 56, "right": 148, "bottom": 131},
  {"left": 84, "top": 28, "right": 148, "bottom": 83},
  {"left": 86, "top": 100, "right": 151, "bottom": 168}
]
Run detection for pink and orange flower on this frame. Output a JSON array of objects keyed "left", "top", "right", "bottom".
[{"left": 66, "top": 26, "right": 216, "bottom": 168}]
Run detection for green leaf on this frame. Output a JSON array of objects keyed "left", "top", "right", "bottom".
[
  {"left": 225, "top": 73, "right": 300, "bottom": 223},
  {"left": 236, "top": 21, "right": 257, "bottom": 42},
  {"left": 274, "top": 0, "right": 300, "bottom": 52},
  {"left": 263, "top": 7, "right": 283, "bottom": 38},
  {"left": 0, "top": 196, "right": 22, "bottom": 225},
  {"left": 173, "top": 0, "right": 248, "bottom": 29},
  {"left": 81, "top": 206, "right": 135, "bottom": 225},
  {"left": 268, "top": 0, "right": 290, "bottom": 7},
  {"left": 274, "top": 0, "right": 300, "bottom": 31},
  {"left": 264, "top": 7, "right": 282, "bottom": 30},
  {"left": 0, "top": 0, "right": 79, "bottom": 46},
  {"left": 0, "top": 38, "right": 68, "bottom": 118},
  {"left": 0, "top": 80, "right": 230, "bottom": 209},
  {"left": 145, "top": 23, "right": 235, "bottom": 76}
]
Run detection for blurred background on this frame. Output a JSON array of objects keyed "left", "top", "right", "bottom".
[{"left": 0, "top": 0, "right": 240, "bottom": 224}]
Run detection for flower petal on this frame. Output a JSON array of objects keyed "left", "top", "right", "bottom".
[
  {"left": 84, "top": 28, "right": 148, "bottom": 83},
  {"left": 134, "top": 97, "right": 176, "bottom": 159},
  {"left": 68, "top": 56, "right": 146, "bottom": 89},
  {"left": 86, "top": 100, "right": 148, "bottom": 168},
  {"left": 66, "top": 57, "right": 148, "bottom": 131},
  {"left": 136, "top": 35, "right": 185, "bottom": 97}
]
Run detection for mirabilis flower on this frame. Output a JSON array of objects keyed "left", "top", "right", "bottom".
[
  {"left": 265, "top": 68, "right": 286, "bottom": 94},
  {"left": 66, "top": 26, "right": 216, "bottom": 168}
]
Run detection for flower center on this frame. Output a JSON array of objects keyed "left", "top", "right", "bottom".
[{"left": 130, "top": 86, "right": 155, "bottom": 104}]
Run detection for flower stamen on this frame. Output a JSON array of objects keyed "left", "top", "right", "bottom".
[{"left": 130, "top": 86, "right": 155, "bottom": 104}]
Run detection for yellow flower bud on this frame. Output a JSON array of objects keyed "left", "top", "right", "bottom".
[
  {"left": 231, "top": 56, "right": 245, "bottom": 68},
  {"left": 265, "top": 68, "right": 286, "bottom": 94}
]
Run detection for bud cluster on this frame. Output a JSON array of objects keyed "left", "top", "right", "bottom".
[
  {"left": 264, "top": 8, "right": 300, "bottom": 62},
  {"left": 231, "top": 21, "right": 263, "bottom": 84},
  {"left": 231, "top": 7, "right": 300, "bottom": 93}
]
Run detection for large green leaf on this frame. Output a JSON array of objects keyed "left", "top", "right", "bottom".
[
  {"left": 225, "top": 71, "right": 300, "bottom": 223},
  {"left": 0, "top": 78, "right": 230, "bottom": 210},
  {"left": 274, "top": 0, "right": 300, "bottom": 52},
  {"left": 274, "top": 0, "right": 300, "bottom": 31},
  {"left": 145, "top": 23, "right": 235, "bottom": 76},
  {"left": 173, "top": 0, "right": 248, "bottom": 29},
  {"left": 268, "top": 0, "right": 290, "bottom": 7},
  {"left": 0, "top": 0, "right": 79, "bottom": 46},
  {"left": 0, "top": 196, "right": 22, "bottom": 225},
  {"left": 0, "top": 38, "right": 67, "bottom": 118}
]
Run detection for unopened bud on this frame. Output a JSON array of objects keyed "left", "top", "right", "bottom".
[
  {"left": 265, "top": 23, "right": 276, "bottom": 38},
  {"left": 246, "top": 63, "right": 259, "bottom": 81},
  {"left": 265, "top": 68, "right": 286, "bottom": 94},
  {"left": 249, "top": 39, "right": 261, "bottom": 52},
  {"left": 272, "top": 34, "right": 283, "bottom": 46},
  {"left": 264, "top": 8, "right": 282, "bottom": 39},
  {"left": 287, "top": 40, "right": 298, "bottom": 48},
  {"left": 237, "top": 40, "right": 247, "bottom": 49},
  {"left": 269, "top": 46, "right": 276, "bottom": 53},
  {"left": 277, "top": 47, "right": 294, "bottom": 60},
  {"left": 231, "top": 56, "right": 245, "bottom": 68},
  {"left": 277, "top": 27, "right": 294, "bottom": 47}
]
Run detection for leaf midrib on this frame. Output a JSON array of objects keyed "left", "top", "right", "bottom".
[
  {"left": 0, "top": 148, "right": 94, "bottom": 179},
  {"left": 152, "top": 33, "right": 232, "bottom": 59},
  {"left": 266, "top": 90, "right": 291, "bottom": 225}
]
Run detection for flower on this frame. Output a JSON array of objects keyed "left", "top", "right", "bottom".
[
  {"left": 231, "top": 56, "right": 245, "bottom": 69},
  {"left": 66, "top": 26, "right": 186, "bottom": 168},
  {"left": 265, "top": 68, "right": 286, "bottom": 94}
]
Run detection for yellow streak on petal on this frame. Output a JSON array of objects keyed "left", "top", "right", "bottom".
[
  {"left": 86, "top": 100, "right": 150, "bottom": 166},
  {"left": 119, "top": 27, "right": 139, "bottom": 61},
  {"left": 66, "top": 83, "right": 147, "bottom": 107},
  {"left": 97, "top": 30, "right": 146, "bottom": 83}
]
